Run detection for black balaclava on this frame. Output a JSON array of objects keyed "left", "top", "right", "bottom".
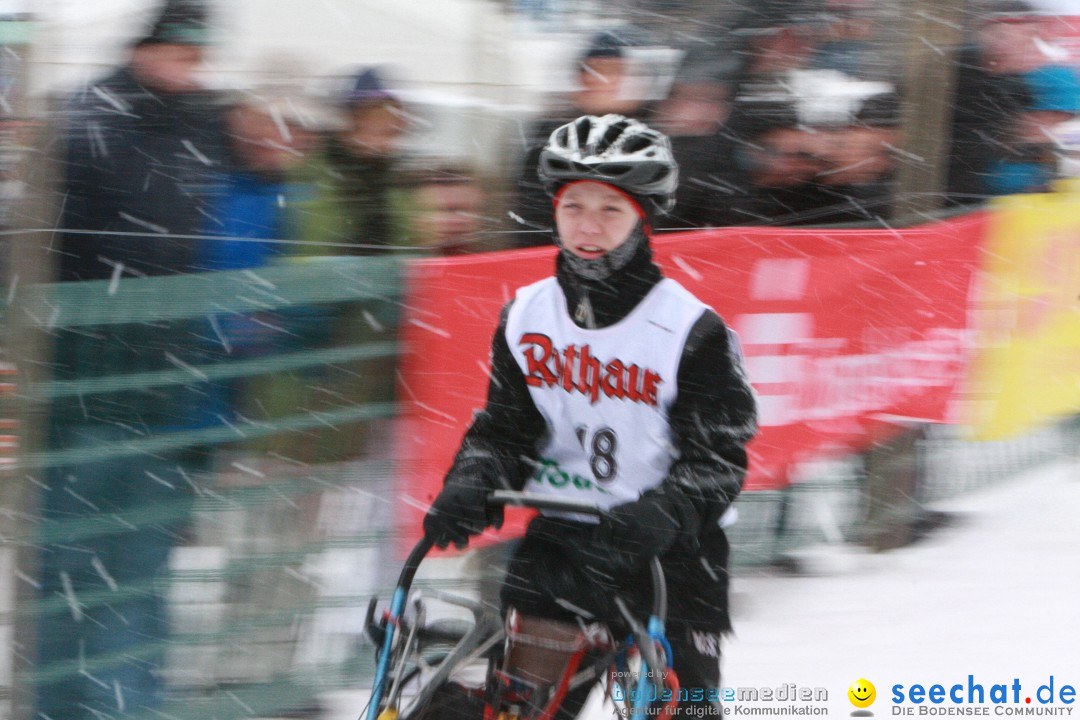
[{"left": 557, "top": 218, "right": 650, "bottom": 282}]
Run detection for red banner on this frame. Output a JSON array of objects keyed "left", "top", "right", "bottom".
[{"left": 395, "top": 213, "right": 988, "bottom": 535}]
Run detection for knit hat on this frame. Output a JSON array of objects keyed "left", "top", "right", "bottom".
[
  {"left": 344, "top": 67, "right": 399, "bottom": 107},
  {"left": 735, "top": 0, "right": 830, "bottom": 34},
  {"left": 137, "top": 1, "right": 211, "bottom": 47},
  {"left": 581, "top": 30, "right": 631, "bottom": 62}
]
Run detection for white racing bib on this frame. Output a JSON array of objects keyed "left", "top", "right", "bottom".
[{"left": 505, "top": 277, "right": 708, "bottom": 514}]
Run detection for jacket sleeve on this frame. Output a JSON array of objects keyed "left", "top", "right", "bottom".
[
  {"left": 661, "top": 309, "right": 759, "bottom": 543},
  {"left": 55, "top": 97, "right": 117, "bottom": 281},
  {"left": 443, "top": 301, "right": 548, "bottom": 491}
]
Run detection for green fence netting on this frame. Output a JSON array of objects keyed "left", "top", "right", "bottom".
[{"left": 10, "top": 257, "right": 405, "bottom": 720}]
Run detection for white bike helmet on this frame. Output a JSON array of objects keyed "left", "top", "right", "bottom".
[{"left": 538, "top": 114, "right": 679, "bottom": 213}]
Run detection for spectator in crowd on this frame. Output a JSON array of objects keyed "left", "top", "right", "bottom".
[
  {"left": 263, "top": 67, "right": 411, "bottom": 463},
  {"left": 202, "top": 80, "right": 325, "bottom": 275},
  {"left": 657, "top": 0, "right": 898, "bottom": 229},
  {"left": 295, "top": 66, "right": 411, "bottom": 256},
  {"left": 511, "top": 29, "right": 656, "bottom": 246},
  {"left": 657, "top": 70, "right": 734, "bottom": 141},
  {"left": 564, "top": 30, "right": 648, "bottom": 119},
  {"left": 653, "top": 59, "right": 740, "bottom": 229},
  {"left": 198, "top": 77, "right": 329, "bottom": 433},
  {"left": 946, "top": 0, "right": 1059, "bottom": 205},
  {"left": 728, "top": 0, "right": 831, "bottom": 85},
  {"left": 973, "top": 0, "right": 1069, "bottom": 77},
  {"left": 984, "top": 63, "right": 1080, "bottom": 195},
  {"left": 808, "top": 0, "right": 882, "bottom": 79},
  {"left": 720, "top": 96, "right": 835, "bottom": 225},
  {"left": 38, "top": 3, "right": 229, "bottom": 719},
  {"left": 407, "top": 164, "right": 489, "bottom": 256},
  {"left": 707, "top": 77, "right": 900, "bottom": 227},
  {"left": 811, "top": 87, "right": 902, "bottom": 222},
  {"left": 54, "top": 2, "right": 226, "bottom": 281}
]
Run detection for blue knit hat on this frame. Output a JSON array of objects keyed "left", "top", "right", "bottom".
[{"left": 345, "top": 67, "right": 398, "bottom": 106}]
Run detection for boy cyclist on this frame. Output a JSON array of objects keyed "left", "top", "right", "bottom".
[{"left": 424, "top": 114, "right": 758, "bottom": 719}]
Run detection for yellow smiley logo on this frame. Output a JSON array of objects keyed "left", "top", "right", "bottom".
[{"left": 848, "top": 679, "right": 876, "bottom": 709}]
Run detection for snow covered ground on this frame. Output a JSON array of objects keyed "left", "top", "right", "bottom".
[
  {"left": 721, "top": 454, "right": 1080, "bottom": 716},
  {"left": 321, "top": 453, "right": 1080, "bottom": 719}
]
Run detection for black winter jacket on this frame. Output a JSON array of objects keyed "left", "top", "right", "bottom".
[
  {"left": 49, "top": 67, "right": 229, "bottom": 428},
  {"left": 444, "top": 239, "right": 758, "bottom": 628},
  {"left": 448, "top": 239, "right": 757, "bottom": 528},
  {"left": 56, "top": 67, "right": 229, "bottom": 281}
]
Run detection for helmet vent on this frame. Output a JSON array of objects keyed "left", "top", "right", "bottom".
[
  {"left": 574, "top": 117, "right": 594, "bottom": 149},
  {"left": 600, "top": 120, "right": 630, "bottom": 152},
  {"left": 601, "top": 163, "right": 632, "bottom": 177},
  {"left": 623, "top": 135, "right": 651, "bottom": 154}
]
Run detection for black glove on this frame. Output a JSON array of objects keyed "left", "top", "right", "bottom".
[
  {"left": 592, "top": 488, "right": 684, "bottom": 569},
  {"left": 423, "top": 476, "right": 504, "bottom": 549}
]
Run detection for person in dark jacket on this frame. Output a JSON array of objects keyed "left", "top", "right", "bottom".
[
  {"left": 294, "top": 66, "right": 410, "bottom": 256},
  {"left": 982, "top": 64, "right": 1080, "bottom": 196},
  {"left": 37, "top": 4, "right": 229, "bottom": 718},
  {"left": 945, "top": 0, "right": 1044, "bottom": 205},
  {"left": 424, "top": 114, "right": 759, "bottom": 719},
  {"left": 55, "top": 6, "right": 227, "bottom": 280}
]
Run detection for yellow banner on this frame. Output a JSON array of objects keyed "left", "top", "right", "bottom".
[{"left": 968, "top": 180, "right": 1080, "bottom": 439}]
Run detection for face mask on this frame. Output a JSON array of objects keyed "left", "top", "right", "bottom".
[{"left": 554, "top": 218, "right": 649, "bottom": 281}]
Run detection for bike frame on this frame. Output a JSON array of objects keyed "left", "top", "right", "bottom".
[{"left": 364, "top": 491, "right": 679, "bottom": 720}]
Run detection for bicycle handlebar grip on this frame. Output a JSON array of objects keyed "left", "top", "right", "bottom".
[{"left": 487, "top": 490, "right": 603, "bottom": 516}]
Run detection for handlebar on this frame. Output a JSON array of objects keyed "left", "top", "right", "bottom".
[
  {"left": 401, "top": 491, "right": 668, "bottom": 621},
  {"left": 393, "top": 491, "right": 604, "bottom": 613},
  {"left": 487, "top": 489, "right": 603, "bottom": 516}
]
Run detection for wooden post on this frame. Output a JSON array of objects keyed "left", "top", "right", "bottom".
[
  {"left": 861, "top": 426, "right": 927, "bottom": 551},
  {"left": 891, "top": 0, "right": 968, "bottom": 223},
  {"left": 1, "top": 12, "right": 60, "bottom": 720}
]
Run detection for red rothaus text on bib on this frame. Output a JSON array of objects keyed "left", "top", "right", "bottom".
[{"left": 518, "top": 332, "right": 663, "bottom": 406}]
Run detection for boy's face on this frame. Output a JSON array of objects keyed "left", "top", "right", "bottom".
[
  {"left": 748, "top": 127, "right": 826, "bottom": 188},
  {"left": 415, "top": 180, "right": 484, "bottom": 255},
  {"left": 977, "top": 17, "right": 1044, "bottom": 74},
  {"left": 577, "top": 57, "right": 644, "bottom": 116},
  {"left": 227, "top": 104, "right": 315, "bottom": 174},
  {"left": 130, "top": 43, "right": 205, "bottom": 94},
  {"left": 344, "top": 101, "right": 406, "bottom": 159},
  {"left": 554, "top": 181, "right": 642, "bottom": 260}
]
